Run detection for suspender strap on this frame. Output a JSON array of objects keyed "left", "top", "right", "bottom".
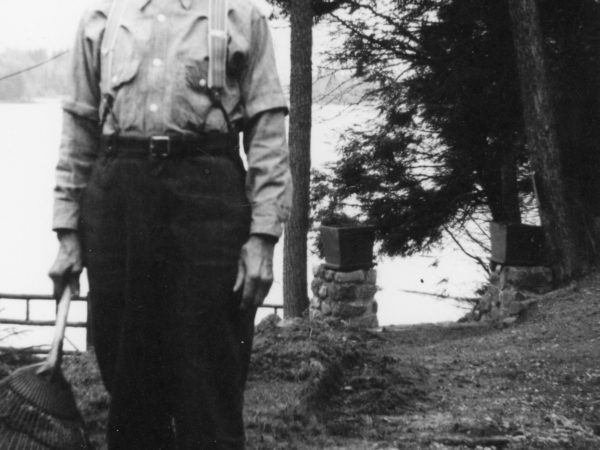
[
  {"left": 208, "top": 0, "right": 229, "bottom": 93},
  {"left": 99, "top": 0, "right": 235, "bottom": 135},
  {"left": 208, "top": 0, "right": 234, "bottom": 133},
  {"left": 101, "top": 0, "right": 128, "bottom": 95},
  {"left": 99, "top": 0, "right": 127, "bottom": 129}
]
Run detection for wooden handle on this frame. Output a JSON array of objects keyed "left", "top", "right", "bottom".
[{"left": 37, "top": 285, "right": 72, "bottom": 376}]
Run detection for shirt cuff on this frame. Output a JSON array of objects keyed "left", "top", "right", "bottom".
[
  {"left": 250, "top": 203, "right": 287, "bottom": 238},
  {"left": 250, "top": 198, "right": 292, "bottom": 238},
  {"left": 250, "top": 217, "right": 282, "bottom": 239},
  {"left": 52, "top": 200, "right": 80, "bottom": 231}
]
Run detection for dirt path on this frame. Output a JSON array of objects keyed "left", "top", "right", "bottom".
[
  {"left": 245, "top": 274, "right": 600, "bottom": 449},
  {"left": 4, "top": 273, "right": 600, "bottom": 449}
]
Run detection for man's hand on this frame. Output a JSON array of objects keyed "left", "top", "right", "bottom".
[
  {"left": 234, "top": 235, "right": 276, "bottom": 310},
  {"left": 48, "top": 230, "right": 83, "bottom": 300}
]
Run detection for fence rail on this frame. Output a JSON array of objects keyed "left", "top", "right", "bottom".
[
  {"left": 0, "top": 293, "right": 283, "bottom": 354},
  {"left": 0, "top": 293, "right": 89, "bottom": 328}
]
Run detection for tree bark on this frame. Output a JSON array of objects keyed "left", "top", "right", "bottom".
[
  {"left": 283, "top": 0, "right": 313, "bottom": 318},
  {"left": 480, "top": 145, "right": 521, "bottom": 224},
  {"left": 500, "top": 146, "right": 521, "bottom": 223},
  {"left": 508, "top": 0, "right": 588, "bottom": 281}
]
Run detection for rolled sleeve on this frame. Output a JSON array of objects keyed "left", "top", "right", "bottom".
[
  {"left": 53, "top": 9, "right": 103, "bottom": 230},
  {"left": 241, "top": 10, "right": 288, "bottom": 121},
  {"left": 53, "top": 111, "right": 102, "bottom": 230},
  {"left": 244, "top": 110, "right": 292, "bottom": 239},
  {"left": 62, "top": 99, "right": 99, "bottom": 122}
]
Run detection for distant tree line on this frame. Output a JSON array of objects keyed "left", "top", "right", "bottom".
[{"left": 0, "top": 49, "right": 70, "bottom": 102}]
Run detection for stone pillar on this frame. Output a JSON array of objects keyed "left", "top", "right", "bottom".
[
  {"left": 473, "top": 265, "right": 553, "bottom": 324},
  {"left": 310, "top": 264, "right": 378, "bottom": 328}
]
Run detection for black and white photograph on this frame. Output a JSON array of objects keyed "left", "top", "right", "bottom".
[{"left": 0, "top": 0, "right": 599, "bottom": 448}]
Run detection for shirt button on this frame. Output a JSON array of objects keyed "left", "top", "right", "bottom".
[
  {"left": 152, "top": 58, "right": 163, "bottom": 67},
  {"left": 149, "top": 104, "right": 159, "bottom": 112},
  {"left": 111, "top": 75, "right": 119, "bottom": 84},
  {"left": 198, "top": 78, "right": 207, "bottom": 88},
  {"left": 157, "top": 14, "right": 166, "bottom": 22}
]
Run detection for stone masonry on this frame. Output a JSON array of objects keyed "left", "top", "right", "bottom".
[
  {"left": 468, "top": 265, "right": 553, "bottom": 325},
  {"left": 310, "top": 264, "right": 379, "bottom": 328}
]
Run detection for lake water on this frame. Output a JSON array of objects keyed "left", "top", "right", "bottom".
[{"left": 0, "top": 101, "right": 484, "bottom": 350}]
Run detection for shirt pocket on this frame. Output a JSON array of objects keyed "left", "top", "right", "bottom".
[
  {"left": 171, "top": 58, "right": 213, "bottom": 131},
  {"left": 101, "top": 18, "right": 144, "bottom": 130},
  {"left": 185, "top": 58, "right": 210, "bottom": 94},
  {"left": 110, "top": 59, "right": 140, "bottom": 91},
  {"left": 102, "top": 17, "right": 142, "bottom": 91},
  {"left": 108, "top": 58, "right": 141, "bottom": 131}
]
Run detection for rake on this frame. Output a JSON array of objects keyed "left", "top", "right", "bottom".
[{"left": 0, "top": 286, "right": 90, "bottom": 449}]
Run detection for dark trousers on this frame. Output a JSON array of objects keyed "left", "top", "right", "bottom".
[{"left": 80, "top": 150, "right": 254, "bottom": 450}]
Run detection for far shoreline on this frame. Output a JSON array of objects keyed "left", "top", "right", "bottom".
[{"left": 0, "top": 97, "right": 61, "bottom": 105}]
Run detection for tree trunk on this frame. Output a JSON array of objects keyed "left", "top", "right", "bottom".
[
  {"left": 479, "top": 143, "right": 520, "bottom": 224},
  {"left": 508, "top": 0, "right": 588, "bottom": 281},
  {"left": 283, "top": 0, "right": 313, "bottom": 318},
  {"left": 500, "top": 146, "right": 521, "bottom": 223}
]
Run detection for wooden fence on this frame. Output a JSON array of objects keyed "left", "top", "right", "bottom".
[{"left": 0, "top": 293, "right": 283, "bottom": 354}]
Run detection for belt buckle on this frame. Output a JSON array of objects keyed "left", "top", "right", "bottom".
[{"left": 149, "top": 136, "right": 171, "bottom": 158}]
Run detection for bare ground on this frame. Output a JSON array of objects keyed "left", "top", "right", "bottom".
[
  {"left": 245, "top": 273, "right": 600, "bottom": 449},
  {"left": 3, "top": 272, "right": 600, "bottom": 449}
]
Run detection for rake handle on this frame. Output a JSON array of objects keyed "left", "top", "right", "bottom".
[{"left": 37, "top": 285, "right": 72, "bottom": 376}]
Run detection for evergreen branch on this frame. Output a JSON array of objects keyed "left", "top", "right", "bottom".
[{"left": 443, "top": 226, "right": 489, "bottom": 273}]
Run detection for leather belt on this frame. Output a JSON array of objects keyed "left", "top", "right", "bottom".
[{"left": 101, "top": 134, "right": 239, "bottom": 159}]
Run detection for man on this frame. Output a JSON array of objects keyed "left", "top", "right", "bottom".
[{"left": 48, "top": 0, "right": 291, "bottom": 448}]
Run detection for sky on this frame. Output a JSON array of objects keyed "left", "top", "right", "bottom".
[
  {"left": 0, "top": 0, "right": 90, "bottom": 50},
  {"left": 0, "top": 0, "right": 276, "bottom": 49}
]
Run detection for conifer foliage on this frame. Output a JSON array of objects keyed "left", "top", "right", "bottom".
[{"left": 316, "top": 0, "right": 600, "bottom": 273}]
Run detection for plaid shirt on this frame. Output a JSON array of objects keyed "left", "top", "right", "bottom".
[{"left": 54, "top": 0, "right": 291, "bottom": 238}]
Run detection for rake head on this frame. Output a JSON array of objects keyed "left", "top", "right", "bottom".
[{"left": 0, "top": 363, "right": 90, "bottom": 450}]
